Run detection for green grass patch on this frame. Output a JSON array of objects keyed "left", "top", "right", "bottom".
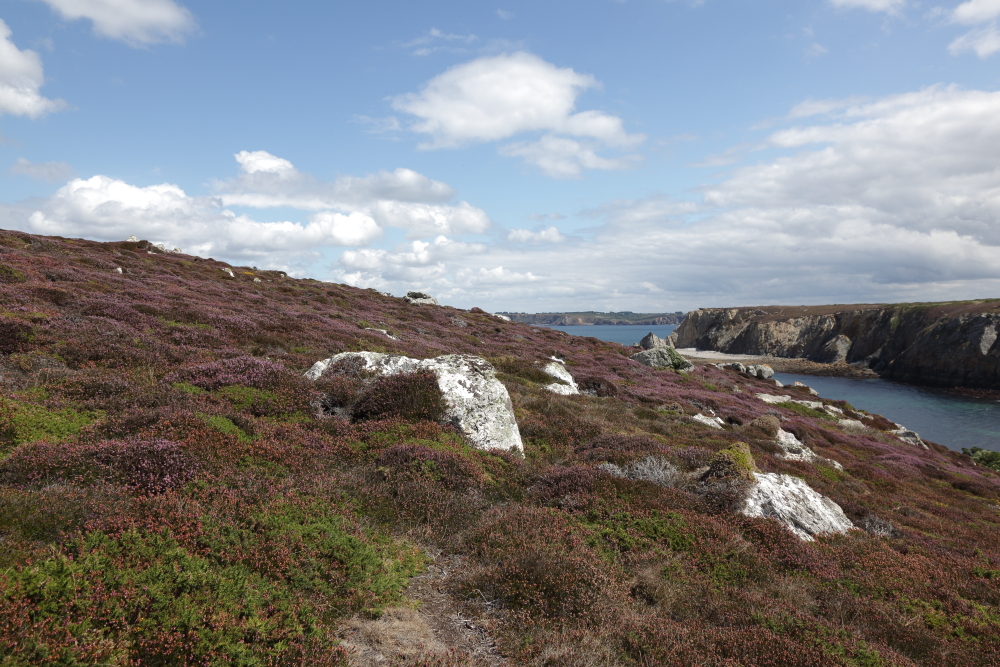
[
  {"left": 777, "top": 401, "right": 834, "bottom": 421},
  {"left": 0, "top": 398, "right": 95, "bottom": 451}
]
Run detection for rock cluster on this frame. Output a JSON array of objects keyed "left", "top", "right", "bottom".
[
  {"left": 541, "top": 359, "right": 580, "bottom": 395},
  {"left": 305, "top": 352, "right": 523, "bottom": 452},
  {"left": 715, "top": 361, "right": 774, "bottom": 379}
]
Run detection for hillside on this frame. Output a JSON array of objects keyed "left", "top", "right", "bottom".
[
  {"left": 500, "top": 311, "right": 686, "bottom": 326},
  {"left": 674, "top": 302, "right": 1000, "bottom": 390},
  {"left": 1, "top": 230, "right": 999, "bottom": 666}
]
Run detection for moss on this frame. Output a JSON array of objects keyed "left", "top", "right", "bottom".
[
  {"left": 0, "top": 264, "right": 28, "bottom": 284},
  {"left": 203, "top": 414, "right": 254, "bottom": 443},
  {"left": 777, "top": 401, "right": 834, "bottom": 421},
  {"left": 171, "top": 381, "right": 205, "bottom": 396},
  {"left": 217, "top": 385, "right": 278, "bottom": 410},
  {"left": 708, "top": 442, "right": 757, "bottom": 481}
]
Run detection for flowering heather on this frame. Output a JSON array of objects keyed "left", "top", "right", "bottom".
[{"left": 0, "top": 229, "right": 998, "bottom": 665}]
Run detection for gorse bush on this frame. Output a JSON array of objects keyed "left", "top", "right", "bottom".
[{"left": 0, "top": 232, "right": 997, "bottom": 665}]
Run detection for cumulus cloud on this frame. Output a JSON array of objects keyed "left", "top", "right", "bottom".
[
  {"left": 390, "top": 52, "right": 643, "bottom": 176},
  {"left": 20, "top": 175, "right": 381, "bottom": 264},
  {"left": 333, "top": 85, "right": 1000, "bottom": 311},
  {"left": 0, "top": 20, "right": 64, "bottom": 118},
  {"left": 949, "top": 0, "right": 1000, "bottom": 57},
  {"left": 36, "top": 0, "right": 197, "bottom": 46},
  {"left": 507, "top": 226, "right": 567, "bottom": 243},
  {"left": 214, "top": 150, "right": 490, "bottom": 238},
  {"left": 828, "top": 0, "right": 905, "bottom": 13},
  {"left": 10, "top": 158, "right": 75, "bottom": 182}
]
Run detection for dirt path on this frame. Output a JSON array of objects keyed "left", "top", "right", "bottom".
[{"left": 339, "top": 552, "right": 505, "bottom": 666}]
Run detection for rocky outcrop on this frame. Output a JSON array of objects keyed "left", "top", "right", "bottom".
[
  {"left": 503, "top": 311, "right": 686, "bottom": 326},
  {"left": 674, "top": 302, "right": 1000, "bottom": 389},
  {"left": 404, "top": 291, "right": 439, "bottom": 305},
  {"left": 305, "top": 352, "right": 523, "bottom": 452},
  {"left": 741, "top": 473, "right": 855, "bottom": 541},
  {"left": 632, "top": 347, "right": 694, "bottom": 372},
  {"left": 639, "top": 332, "right": 673, "bottom": 350}
]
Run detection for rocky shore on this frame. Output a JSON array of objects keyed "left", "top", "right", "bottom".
[{"left": 673, "top": 301, "right": 1000, "bottom": 390}]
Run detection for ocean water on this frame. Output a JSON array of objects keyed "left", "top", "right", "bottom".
[
  {"left": 773, "top": 372, "right": 1000, "bottom": 454},
  {"left": 539, "top": 324, "right": 1000, "bottom": 454},
  {"left": 537, "top": 324, "right": 677, "bottom": 346}
]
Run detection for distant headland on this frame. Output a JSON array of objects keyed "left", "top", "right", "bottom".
[{"left": 499, "top": 310, "right": 686, "bottom": 326}]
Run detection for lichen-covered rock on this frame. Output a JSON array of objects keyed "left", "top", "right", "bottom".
[
  {"left": 740, "top": 473, "right": 854, "bottom": 541},
  {"left": 747, "top": 364, "right": 774, "bottom": 379},
  {"left": 403, "top": 291, "right": 439, "bottom": 306},
  {"left": 541, "top": 360, "right": 579, "bottom": 395},
  {"left": 305, "top": 352, "right": 523, "bottom": 452},
  {"left": 632, "top": 347, "right": 693, "bottom": 372},
  {"left": 892, "top": 424, "right": 927, "bottom": 449}
]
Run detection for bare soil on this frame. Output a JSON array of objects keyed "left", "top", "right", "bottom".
[{"left": 339, "top": 552, "right": 505, "bottom": 666}]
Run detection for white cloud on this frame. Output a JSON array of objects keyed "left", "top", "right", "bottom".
[
  {"left": 216, "top": 151, "right": 456, "bottom": 209},
  {"left": 214, "top": 150, "right": 490, "bottom": 238},
  {"left": 507, "top": 226, "right": 567, "bottom": 243},
  {"left": 805, "top": 42, "right": 829, "bottom": 57},
  {"left": 402, "top": 28, "right": 477, "bottom": 56},
  {"left": 19, "top": 175, "right": 382, "bottom": 268},
  {"left": 331, "top": 85, "right": 1000, "bottom": 311},
  {"left": 390, "top": 52, "right": 643, "bottom": 176},
  {"left": 949, "top": 24, "right": 1000, "bottom": 56},
  {"left": 500, "top": 135, "right": 639, "bottom": 178},
  {"left": 829, "top": 0, "right": 905, "bottom": 13},
  {"left": 0, "top": 20, "right": 64, "bottom": 118},
  {"left": 10, "top": 158, "right": 75, "bottom": 182},
  {"left": 496, "top": 9, "right": 515, "bottom": 19},
  {"left": 37, "top": 0, "right": 197, "bottom": 46},
  {"left": 952, "top": 0, "right": 1000, "bottom": 23}
]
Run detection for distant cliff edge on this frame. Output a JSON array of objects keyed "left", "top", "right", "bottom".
[
  {"left": 673, "top": 301, "right": 1000, "bottom": 390},
  {"left": 501, "top": 311, "right": 686, "bottom": 326}
]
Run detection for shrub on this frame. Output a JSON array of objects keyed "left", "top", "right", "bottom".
[
  {"left": 0, "top": 317, "right": 34, "bottom": 354},
  {"left": 352, "top": 370, "right": 446, "bottom": 423},
  {"left": 577, "top": 375, "right": 619, "bottom": 397},
  {"left": 167, "top": 355, "right": 287, "bottom": 390},
  {"left": 0, "top": 263, "right": 28, "bottom": 283},
  {"left": 376, "top": 444, "right": 483, "bottom": 490},
  {"left": 0, "top": 398, "right": 94, "bottom": 451}
]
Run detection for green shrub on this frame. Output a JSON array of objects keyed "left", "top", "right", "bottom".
[{"left": 352, "top": 370, "right": 446, "bottom": 423}]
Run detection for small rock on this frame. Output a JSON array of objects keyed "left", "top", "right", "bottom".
[
  {"left": 750, "top": 415, "right": 781, "bottom": 437},
  {"left": 125, "top": 235, "right": 139, "bottom": 242},
  {"left": 221, "top": 267, "right": 234, "bottom": 278},
  {"left": 114, "top": 267, "right": 123, "bottom": 274},
  {"left": 364, "top": 327, "right": 400, "bottom": 341},
  {"left": 493, "top": 313, "right": 512, "bottom": 322},
  {"left": 692, "top": 413, "right": 724, "bottom": 429},
  {"left": 253, "top": 277, "right": 262, "bottom": 283},
  {"left": 748, "top": 364, "right": 774, "bottom": 379},
  {"left": 892, "top": 424, "right": 927, "bottom": 449},
  {"left": 541, "top": 361, "right": 579, "bottom": 395}
]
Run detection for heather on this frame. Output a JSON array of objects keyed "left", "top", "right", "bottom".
[{"left": 0, "top": 231, "right": 998, "bottom": 665}]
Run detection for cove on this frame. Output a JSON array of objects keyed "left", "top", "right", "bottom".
[
  {"left": 772, "top": 372, "right": 1000, "bottom": 454},
  {"left": 539, "top": 324, "right": 1000, "bottom": 454}
]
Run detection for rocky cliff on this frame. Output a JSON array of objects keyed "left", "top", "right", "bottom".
[{"left": 673, "top": 301, "right": 1000, "bottom": 389}]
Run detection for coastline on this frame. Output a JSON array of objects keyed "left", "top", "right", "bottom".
[{"left": 678, "top": 347, "right": 1000, "bottom": 399}]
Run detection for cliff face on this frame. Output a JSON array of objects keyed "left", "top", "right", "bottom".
[{"left": 673, "top": 302, "right": 1000, "bottom": 389}]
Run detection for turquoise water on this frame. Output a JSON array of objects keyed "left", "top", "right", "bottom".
[
  {"left": 538, "top": 324, "right": 677, "bottom": 346},
  {"left": 540, "top": 324, "right": 1000, "bottom": 454},
  {"left": 772, "top": 372, "right": 1000, "bottom": 454}
]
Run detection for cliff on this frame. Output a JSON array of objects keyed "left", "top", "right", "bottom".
[
  {"left": 502, "top": 310, "right": 686, "bottom": 326},
  {"left": 674, "top": 301, "right": 1000, "bottom": 389}
]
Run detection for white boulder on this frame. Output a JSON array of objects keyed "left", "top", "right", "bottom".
[
  {"left": 741, "top": 473, "right": 854, "bottom": 541},
  {"left": 692, "top": 413, "right": 724, "bottom": 429},
  {"left": 541, "top": 360, "right": 579, "bottom": 395},
  {"left": 304, "top": 352, "right": 523, "bottom": 453}
]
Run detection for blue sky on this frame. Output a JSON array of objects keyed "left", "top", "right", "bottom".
[{"left": 2, "top": 0, "right": 1000, "bottom": 312}]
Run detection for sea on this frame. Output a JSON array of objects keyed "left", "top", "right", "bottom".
[{"left": 538, "top": 324, "right": 1000, "bottom": 454}]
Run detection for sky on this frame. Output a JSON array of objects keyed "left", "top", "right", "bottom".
[{"left": 1, "top": 0, "right": 1000, "bottom": 313}]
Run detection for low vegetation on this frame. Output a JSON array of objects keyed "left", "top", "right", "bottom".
[{"left": 0, "top": 231, "right": 998, "bottom": 666}]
